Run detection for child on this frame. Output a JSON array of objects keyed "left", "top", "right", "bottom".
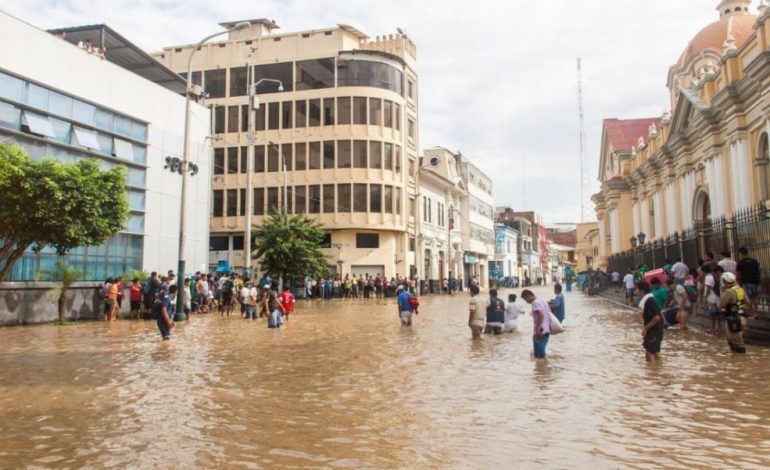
[
  {"left": 504, "top": 294, "right": 521, "bottom": 333},
  {"left": 280, "top": 285, "right": 295, "bottom": 321}
]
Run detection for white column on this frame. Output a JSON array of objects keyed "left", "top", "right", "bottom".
[
  {"left": 730, "top": 140, "right": 741, "bottom": 212},
  {"left": 640, "top": 198, "right": 650, "bottom": 236},
  {"left": 632, "top": 202, "right": 641, "bottom": 237},
  {"left": 598, "top": 216, "right": 607, "bottom": 258},
  {"left": 738, "top": 139, "right": 751, "bottom": 209},
  {"left": 715, "top": 154, "right": 726, "bottom": 216},
  {"left": 610, "top": 209, "right": 620, "bottom": 253},
  {"left": 653, "top": 191, "right": 664, "bottom": 239},
  {"left": 681, "top": 172, "right": 694, "bottom": 227}
]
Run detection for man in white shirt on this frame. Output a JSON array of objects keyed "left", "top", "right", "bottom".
[
  {"left": 241, "top": 280, "right": 258, "bottom": 319},
  {"left": 623, "top": 267, "right": 636, "bottom": 306},
  {"left": 718, "top": 251, "right": 737, "bottom": 275},
  {"left": 611, "top": 271, "right": 621, "bottom": 291},
  {"left": 670, "top": 258, "right": 689, "bottom": 284}
]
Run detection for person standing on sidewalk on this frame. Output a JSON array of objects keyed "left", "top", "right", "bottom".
[
  {"left": 467, "top": 284, "right": 483, "bottom": 339},
  {"left": 522, "top": 289, "right": 551, "bottom": 359},
  {"left": 736, "top": 247, "right": 761, "bottom": 321}
]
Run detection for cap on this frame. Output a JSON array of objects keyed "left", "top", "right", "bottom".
[
  {"left": 721, "top": 272, "right": 736, "bottom": 284},
  {"left": 397, "top": 285, "right": 404, "bottom": 291}
]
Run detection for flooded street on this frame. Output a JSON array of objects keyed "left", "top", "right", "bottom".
[{"left": 1, "top": 286, "right": 770, "bottom": 469}]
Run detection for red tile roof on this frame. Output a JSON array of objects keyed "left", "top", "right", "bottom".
[{"left": 603, "top": 117, "right": 660, "bottom": 152}]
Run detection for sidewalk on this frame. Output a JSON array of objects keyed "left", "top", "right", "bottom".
[{"left": 591, "top": 286, "right": 770, "bottom": 346}]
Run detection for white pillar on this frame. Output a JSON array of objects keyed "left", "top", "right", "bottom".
[
  {"left": 653, "top": 191, "right": 664, "bottom": 239},
  {"left": 609, "top": 209, "right": 620, "bottom": 253},
  {"left": 738, "top": 139, "right": 751, "bottom": 209},
  {"left": 640, "top": 198, "right": 650, "bottom": 236},
  {"left": 632, "top": 201, "right": 641, "bottom": 237},
  {"left": 667, "top": 182, "right": 679, "bottom": 234},
  {"left": 598, "top": 216, "right": 607, "bottom": 258}
]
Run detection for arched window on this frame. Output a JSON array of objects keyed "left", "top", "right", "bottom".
[{"left": 693, "top": 190, "right": 711, "bottom": 222}]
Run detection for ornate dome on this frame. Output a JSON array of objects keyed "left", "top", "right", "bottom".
[{"left": 673, "top": 13, "right": 757, "bottom": 72}]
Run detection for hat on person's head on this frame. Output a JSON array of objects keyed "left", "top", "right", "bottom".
[
  {"left": 721, "top": 272, "right": 736, "bottom": 284},
  {"left": 397, "top": 285, "right": 404, "bottom": 291}
]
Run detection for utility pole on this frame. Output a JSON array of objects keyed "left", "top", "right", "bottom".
[
  {"left": 243, "top": 58, "right": 255, "bottom": 280},
  {"left": 577, "top": 57, "right": 591, "bottom": 223}
]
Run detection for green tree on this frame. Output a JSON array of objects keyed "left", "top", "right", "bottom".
[
  {"left": 0, "top": 143, "right": 129, "bottom": 281},
  {"left": 38, "top": 258, "right": 83, "bottom": 325},
  {"left": 251, "top": 208, "right": 329, "bottom": 281}
]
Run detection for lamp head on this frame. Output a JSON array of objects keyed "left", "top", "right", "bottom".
[{"left": 278, "top": 84, "right": 284, "bottom": 92}]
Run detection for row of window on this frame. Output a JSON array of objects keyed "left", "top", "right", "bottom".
[
  {"left": 214, "top": 97, "right": 405, "bottom": 133},
  {"left": 469, "top": 195, "right": 494, "bottom": 220},
  {"left": 0, "top": 70, "right": 147, "bottom": 142},
  {"left": 213, "top": 140, "right": 403, "bottom": 175},
  {"left": 211, "top": 231, "right": 380, "bottom": 251},
  {"left": 183, "top": 58, "right": 406, "bottom": 98},
  {"left": 421, "top": 196, "right": 448, "bottom": 228},
  {"left": 212, "top": 183, "right": 402, "bottom": 217},
  {"left": 0, "top": 104, "right": 147, "bottom": 165},
  {"left": 470, "top": 223, "right": 495, "bottom": 245}
]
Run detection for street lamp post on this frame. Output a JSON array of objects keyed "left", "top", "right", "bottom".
[{"left": 177, "top": 21, "right": 250, "bottom": 320}]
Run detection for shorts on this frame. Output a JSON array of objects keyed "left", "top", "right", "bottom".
[
  {"left": 130, "top": 300, "right": 141, "bottom": 311},
  {"left": 484, "top": 324, "right": 504, "bottom": 335},
  {"left": 221, "top": 293, "right": 233, "bottom": 306},
  {"left": 157, "top": 318, "right": 170, "bottom": 340},
  {"left": 643, "top": 329, "right": 663, "bottom": 353},
  {"left": 707, "top": 303, "right": 720, "bottom": 318},
  {"left": 625, "top": 288, "right": 635, "bottom": 299},
  {"left": 742, "top": 283, "right": 759, "bottom": 301},
  {"left": 533, "top": 334, "right": 550, "bottom": 358},
  {"left": 664, "top": 308, "right": 679, "bottom": 326},
  {"left": 400, "top": 310, "right": 413, "bottom": 326}
]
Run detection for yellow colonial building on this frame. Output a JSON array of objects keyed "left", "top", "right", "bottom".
[
  {"left": 594, "top": 0, "right": 770, "bottom": 268},
  {"left": 154, "top": 20, "right": 419, "bottom": 277}
]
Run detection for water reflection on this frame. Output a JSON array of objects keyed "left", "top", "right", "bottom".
[{"left": 0, "top": 286, "right": 769, "bottom": 468}]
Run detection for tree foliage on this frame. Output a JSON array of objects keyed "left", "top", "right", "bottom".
[
  {"left": 0, "top": 143, "right": 129, "bottom": 282},
  {"left": 39, "top": 257, "right": 83, "bottom": 325},
  {"left": 251, "top": 208, "right": 329, "bottom": 280}
]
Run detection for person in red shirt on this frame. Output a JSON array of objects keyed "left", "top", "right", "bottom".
[
  {"left": 129, "top": 278, "right": 142, "bottom": 320},
  {"left": 279, "top": 285, "right": 295, "bottom": 321}
]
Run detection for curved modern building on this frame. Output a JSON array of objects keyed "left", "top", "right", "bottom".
[{"left": 155, "top": 20, "right": 419, "bottom": 278}]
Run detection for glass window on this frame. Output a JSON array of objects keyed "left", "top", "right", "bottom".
[
  {"left": 384, "top": 142, "right": 394, "bottom": 171},
  {"left": 214, "top": 148, "right": 224, "bottom": 175},
  {"left": 210, "top": 236, "right": 228, "bottom": 251},
  {"left": 0, "top": 72, "right": 24, "bottom": 102},
  {"left": 254, "top": 62, "right": 293, "bottom": 93},
  {"left": 127, "top": 167, "right": 145, "bottom": 187},
  {"left": 408, "top": 79, "right": 414, "bottom": 98},
  {"left": 354, "top": 184, "right": 367, "bottom": 212},
  {"left": 212, "top": 190, "right": 223, "bottom": 217},
  {"left": 241, "top": 105, "right": 249, "bottom": 132},
  {"left": 337, "top": 140, "right": 351, "bottom": 168},
  {"left": 353, "top": 97, "right": 367, "bottom": 124},
  {"left": 286, "top": 186, "right": 293, "bottom": 214},
  {"left": 356, "top": 233, "right": 379, "bottom": 249},
  {"left": 323, "top": 184, "right": 335, "bottom": 213},
  {"left": 114, "top": 115, "right": 132, "bottom": 137},
  {"left": 395, "top": 145, "right": 402, "bottom": 173},
  {"left": 309, "top": 99, "right": 321, "bottom": 127},
  {"left": 49, "top": 91, "right": 73, "bottom": 119},
  {"left": 338, "top": 184, "right": 351, "bottom": 213},
  {"left": 369, "top": 98, "right": 382, "bottom": 126},
  {"left": 282, "top": 143, "right": 293, "bottom": 171},
  {"left": 226, "top": 189, "right": 237, "bottom": 216},
  {"left": 337, "top": 97, "right": 351, "bottom": 125},
  {"left": 395, "top": 104, "right": 402, "bottom": 131},
  {"left": 268, "top": 102, "right": 279, "bottom": 130},
  {"left": 73, "top": 100, "right": 96, "bottom": 126},
  {"left": 254, "top": 188, "right": 265, "bottom": 215},
  {"left": 295, "top": 185, "right": 306, "bottom": 214},
  {"left": 295, "top": 142, "right": 307, "bottom": 170},
  {"left": 180, "top": 71, "right": 202, "bottom": 87},
  {"left": 295, "top": 100, "right": 306, "bottom": 128},
  {"left": 323, "top": 141, "right": 335, "bottom": 169},
  {"left": 214, "top": 106, "right": 225, "bottom": 134},
  {"left": 337, "top": 59, "right": 404, "bottom": 95},
  {"left": 0, "top": 102, "right": 21, "bottom": 130},
  {"left": 240, "top": 146, "right": 247, "bottom": 173},
  {"left": 49, "top": 117, "right": 72, "bottom": 145},
  {"left": 228, "top": 106, "right": 239, "bottom": 133},
  {"left": 132, "top": 145, "right": 147, "bottom": 165},
  {"left": 295, "top": 58, "right": 335, "bottom": 90},
  {"left": 397, "top": 191, "right": 403, "bottom": 216},
  {"left": 384, "top": 100, "right": 393, "bottom": 128},
  {"left": 131, "top": 121, "right": 147, "bottom": 142},
  {"left": 239, "top": 188, "right": 246, "bottom": 216},
  {"left": 369, "top": 141, "right": 382, "bottom": 169},
  {"left": 267, "top": 187, "right": 278, "bottom": 213},
  {"left": 72, "top": 126, "right": 99, "bottom": 149},
  {"left": 408, "top": 119, "right": 415, "bottom": 139},
  {"left": 227, "top": 147, "right": 238, "bottom": 174},
  {"left": 370, "top": 184, "right": 382, "bottom": 212},
  {"left": 268, "top": 144, "right": 279, "bottom": 172},
  {"left": 229, "top": 66, "right": 248, "bottom": 97},
  {"left": 204, "top": 69, "right": 226, "bottom": 98},
  {"left": 114, "top": 138, "right": 134, "bottom": 160},
  {"left": 128, "top": 190, "right": 145, "bottom": 211},
  {"left": 309, "top": 142, "right": 321, "bottom": 170},
  {"left": 94, "top": 108, "right": 113, "bottom": 131},
  {"left": 281, "top": 101, "right": 292, "bottom": 129},
  {"left": 323, "top": 98, "right": 335, "bottom": 126},
  {"left": 26, "top": 83, "right": 48, "bottom": 110},
  {"left": 353, "top": 140, "right": 367, "bottom": 168},
  {"left": 256, "top": 105, "right": 265, "bottom": 131},
  {"left": 125, "top": 215, "right": 145, "bottom": 234},
  {"left": 93, "top": 132, "right": 112, "bottom": 156},
  {"left": 384, "top": 186, "right": 394, "bottom": 214},
  {"left": 308, "top": 185, "right": 321, "bottom": 213},
  {"left": 232, "top": 235, "right": 245, "bottom": 251},
  {"left": 255, "top": 145, "right": 265, "bottom": 172},
  {"left": 22, "top": 111, "right": 56, "bottom": 138}
]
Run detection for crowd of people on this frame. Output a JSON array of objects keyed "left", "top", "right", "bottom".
[
  {"left": 302, "top": 273, "right": 469, "bottom": 299},
  {"left": 609, "top": 247, "right": 762, "bottom": 359}
]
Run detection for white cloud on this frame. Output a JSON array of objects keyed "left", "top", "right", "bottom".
[{"left": 1, "top": 0, "right": 731, "bottom": 224}]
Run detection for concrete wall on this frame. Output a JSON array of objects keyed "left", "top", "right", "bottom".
[{"left": 0, "top": 282, "right": 103, "bottom": 326}]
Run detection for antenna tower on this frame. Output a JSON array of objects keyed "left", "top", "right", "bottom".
[{"left": 577, "top": 57, "right": 592, "bottom": 222}]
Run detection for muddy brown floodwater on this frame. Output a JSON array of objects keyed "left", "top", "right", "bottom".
[{"left": 1, "top": 286, "right": 770, "bottom": 469}]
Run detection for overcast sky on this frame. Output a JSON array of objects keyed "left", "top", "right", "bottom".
[{"left": 3, "top": 0, "right": 737, "bottom": 224}]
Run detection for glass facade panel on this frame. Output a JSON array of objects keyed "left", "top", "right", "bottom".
[
  {"left": 338, "top": 184, "right": 351, "bottom": 213},
  {"left": 395, "top": 103, "right": 402, "bottom": 131},
  {"left": 370, "top": 184, "right": 382, "bottom": 212},
  {"left": 323, "top": 141, "right": 335, "bottom": 169},
  {"left": 256, "top": 105, "right": 265, "bottom": 131},
  {"left": 384, "top": 142, "right": 394, "bottom": 171},
  {"left": 309, "top": 99, "right": 321, "bottom": 127},
  {"left": 125, "top": 215, "right": 145, "bottom": 234},
  {"left": 240, "top": 146, "right": 247, "bottom": 173},
  {"left": 49, "top": 91, "right": 73, "bottom": 119},
  {"left": 228, "top": 106, "right": 239, "bottom": 133},
  {"left": 282, "top": 143, "right": 293, "bottom": 171},
  {"left": 226, "top": 189, "right": 237, "bottom": 216},
  {"left": 308, "top": 185, "right": 321, "bottom": 213},
  {"left": 369, "top": 141, "right": 382, "bottom": 169},
  {"left": 323, "top": 184, "right": 335, "bottom": 213},
  {"left": 214, "top": 106, "right": 225, "bottom": 134},
  {"left": 227, "top": 147, "right": 238, "bottom": 174},
  {"left": 213, "top": 189, "right": 223, "bottom": 216},
  {"left": 255, "top": 145, "right": 265, "bottom": 172},
  {"left": 268, "top": 144, "right": 279, "bottom": 172},
  {"left": 73, "top": 100, "right": 96, "bottom": 127},
  {"left": 369, "top": 98, "right": 382, "bottom": 126},
  {"left": 72, "top": 126, "right": 99, "bottom": 149},
  {"left": 295, "top": 58, "right": 335, "bottom": 90},
  {"left": 337, "top": 97, "right": 351, "bottom": 125},
  {"left": 281, "top": 101, "right": 292, "bottom": 129},
  {"left": 337, "top": 140, "right": 351, "bottom": 168},
  {"left": 295, "top": 142, "right": 307, "bottom": 170},
  {"left": 241, "top": 105, "right": 249, "bottom": 132},
  {"left": 384, "top": 100, "right": 393, "bottom": 128},
  {"left": 254, "top": 62, "right": 293, "bottom": 93},
  {"left": 267, "top": 187, "right": 279, "bottom": 213},
  {"left": 295, "top": 185, "right": 306, "bottom": 214},
  {"left": 353, "top": 140, "right": 367, "bottom": 168},
  {"left": 239, "top": 188, "right": 246, "bottom": 216},
  {"left": 26, "top": 83, "right": 49, "bottom": 110},
  {"left": 295, "top": 100, "right": 306, "bottom": 128},
  {"left": 323, "top": 98, "right": 335, "bottom": 126},
  {"left": 23, "top": 111, "right": 56, "bottom": 138},
  {"left": 384, "top": 186, "right": 394, "bottom": 214},
  {"left": 268, "top": 102, "right": 279, "bottom": 130},
  {"left": 354, "top": 183, "right": 367, "bottom": 212},
  {"left": 254, "top": 187, "right": 265, "bottom": 215},
  {"left": 132, "top": 144, "right": 147, "bottom": 165},
  {"left": 337, "top": 59, "right": 404, "bottom": 95},
  {"left": 128, "top": 190, "right": 145, "bottom": 211},
  {"left": 0, "top": 102, "right": 21, "bottom": 130},
  {"left": 114, "top": 114, "right": 132, "bottom": 138},
  {"left": 49, "top": 117, "right": 72, "bottom": 144},
  {"left": 204, "top": 69, "right": 226, "bottom": 98},
  {"left": 353, "top": 97, "right": 367, "bottom": 124},
  {"left": 94, "top": 108, "right": 113, "bottom": 131},
  {"left": 214, "top": 148, "right": 224, "bottom": 175},
  {"left": 230, "top": 66, "right": 248, "bottom": 97},
  {"left": 0, "top": 71, "right": 24, "bottom": 101},
  {"left": 114, "top": 137, "right": 134, "bottom": 160},
  {"left": 309, "top": 142, "right": 321, "bottom": 170}
]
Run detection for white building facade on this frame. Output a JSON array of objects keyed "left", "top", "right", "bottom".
[
  {"left": 457, "top": 154, "right": 495, "bottom": 289},
  {"left": 0, "top": 12, "right": 211, "bottom": 280},
  {"left": 491, "top": 223, "right": 519, "bottom": 282}
]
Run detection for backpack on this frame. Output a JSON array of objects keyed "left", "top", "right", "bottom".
[
  {"left": 268, "top": 290, "right": 280, "bottom": 311},
  {"left": 222, "top": 280, "right": 233, "bottom": 294},
  {"left": 684, "top": 285, "right": 698, "bottom": 303},
  {"left": 408, "top": 294, "right": 420, "bottom": 310},
  {"left": 143, "top": 279, "right": 152, "bottom": 296}
]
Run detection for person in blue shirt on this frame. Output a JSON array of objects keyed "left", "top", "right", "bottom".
[
  {"left": 548, "top": 283, "right": 566, "bottom": 323},
  {"left": 396, "top": 285, "right": 414, "bottom": 326},
  {"left": 155, "top": 285, "right": 177, "bottom": 340}
]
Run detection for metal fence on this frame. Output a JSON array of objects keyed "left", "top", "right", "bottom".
[{"left": 607, "top": 202, "right": 770, "bottom": 314}]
